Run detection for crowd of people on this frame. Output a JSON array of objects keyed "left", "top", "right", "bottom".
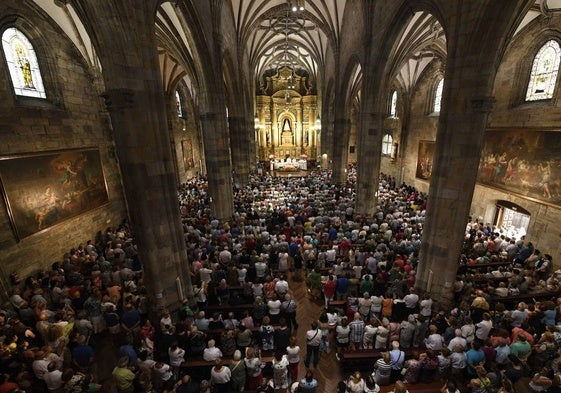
[{"left": 1, "top": 164, "right": 560, "bottom": 393}]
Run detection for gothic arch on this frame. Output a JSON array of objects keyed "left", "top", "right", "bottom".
[{"left": 511, "top": 29, "right": 561, "bottom": 106}]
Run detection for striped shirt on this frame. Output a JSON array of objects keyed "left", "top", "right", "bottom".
[{"left": 349, "top": 320, "right": 365, "bottom": 343}]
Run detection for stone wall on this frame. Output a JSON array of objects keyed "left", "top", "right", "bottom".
[
  {"left": 472, "top": 13, "right": 561, "bottom": 257},
  {"left": 399, "top": 69, "right": 440, "bottom": 193},
  {"left": 0, "top": 2, "right": 126, "bottom": 292},
  {"left": 396, "top": 12, "right": 561, "bottom": 258}
]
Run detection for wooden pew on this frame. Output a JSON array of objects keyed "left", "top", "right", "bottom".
[
  {"left": 464, "top": 261, "right": 512, "bottom": 270},
  {"left": 340, "top": 348, "right": 437, "bottom": 372},
  {"left": 492, "top": 289, "right": 561, "bottom": 305},
  {"left": 181, "top": 352, "right": 274, "bottom": 379}
]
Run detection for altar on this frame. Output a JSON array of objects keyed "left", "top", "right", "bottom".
[{"left": 271, "top": 158, "right": 307, "bottom": 172}]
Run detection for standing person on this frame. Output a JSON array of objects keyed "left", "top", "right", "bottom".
[
  {"left": 374, "top": 352, "right": 392, "bottom": 386},
  {"left": 245, "top": 347, "right": 265, "bottom": 390},
  {"left": 281, "top": 294, "right": 298, "bottom": 331},
  {"left": 299, "top": 371, "right": 318, "bottom": 393},
  {"left": 323, "top": 275, "right": 336, "bottom": 309},
  {"left": 389, "top": 341, "right": 405, "bottom": 383},
  {"left": 228, "top": 350, "right": 246, "bottom": 392},
  {"left": 335, "top": 317, "right": 350, "bottom": 360},
  {"left": 346, "top": 371, "right": 365, "bottom": 393},
  {"left": 286, "top": 336, "right": 300, "bottom": 383},
  {"left": 210, "top": 359, "right": 232, "bottom": 393},
  {"left": 304, "top": 322, "right": 322, "bottom": 369},
  {"left": 112, "top": 356, "right": 136, "bottom": 393},
  {"left": 348, "top": 312, "right": 365, "bottom": 351},
  {"left": 272, "top": 351, "right": 290, "bottom": 393}
]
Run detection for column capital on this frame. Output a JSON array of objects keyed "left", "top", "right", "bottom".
[
  {"left": 470, "top": 96, "right": 495, "bottom": 113},
  {"left": 101, "top": 89, "right": 134, "bottom": 112}
]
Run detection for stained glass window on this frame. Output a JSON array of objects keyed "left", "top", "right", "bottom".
[
  {"left": 390, "top": 90, "right": 398, "bottom": 117},
  {"left": 175, "top": 90, "right": 183, "bottom": 117},
  {"left": 526, "top": 40, "right": 560, "bottom": 101},
  {"left": 382, "top": 134, "right": 393, "bottom": 156},
  {"left": 433, "top": 78, "right": 443, "bottom": 113},
  {"left": 2, "top": 27, "right": 46, "bottom": 99}
]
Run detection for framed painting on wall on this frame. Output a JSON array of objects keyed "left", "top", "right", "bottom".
[
  {"left": 182, "top": 140, "right": 194, "bottom": 170},
  {"left": 415, "top": 140, "right": 435, "bottom": 180},
  {"left": 0, "top": 148, "right": 109, "bottom": 241},
  {"left": 477, "top": 129, "right": 561, "bottom": 207}
]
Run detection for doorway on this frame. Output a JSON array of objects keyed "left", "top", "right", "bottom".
[{"left": 494, "top": 200, "right": 530, "bottom": 241}]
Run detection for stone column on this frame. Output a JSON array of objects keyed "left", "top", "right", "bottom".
[
  {"left": 331, "top": 118, "right": 350, "bottom": 185},
  {"left": 355, "top": 112, "right": 384, "bottom": 217},
  {"left": 200, "top": 112, "right": 234, "bottom": 220},
  {"left": 69, "top": 0, "right": 194, "bottom": 312},
  {"left": 416, "top": 95, "right": 494, "bottom": 308},
  {"left": 229, "top": 115, "right": 250, "bottom": 186}
]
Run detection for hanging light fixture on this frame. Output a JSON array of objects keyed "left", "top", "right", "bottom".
[{"left": 290, "top": 0, "right": 305, "bottom": 12}]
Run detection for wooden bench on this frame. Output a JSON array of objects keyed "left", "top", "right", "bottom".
[
  {"left": 492, "top": 289, "right": 561, "bottom": 305},
  {"left": 340, "top": 348, "right": 436, "bottom": 372},
  {"left": 181, "top": 352, "right": 274, "bottom": 379},
  {"left": 464, "top": 261, "right": 512, "bottom": 270},
  {"left": 205, "top": 303, "right": 253, "bottom": 316},
  {"left": 329, "top": 300, "right": 347, "bottom": 309}
]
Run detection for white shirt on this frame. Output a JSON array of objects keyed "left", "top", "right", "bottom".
[
  {"left": 43, "top": 370, "right": 63, "bottom": 390},
  {"left": 199, "top": 268, "right": 213, "bottom": 283},
  {"left": 306, "top": 328, "right": 322, "bottom": 346},
  {"left": 403, "top": 293, "right": 419, "bottom": 309},
  {"left": 275, "top": 280, "right": 289, "bottom": 295},
  {"left": 420, "top": 299, "right": 433, "bottom": 317},
  {"left": 203, "top": 347, "right": 223, "bottom": 362},
  {"left": 268, "top": 299, "right": 282, "bottom": 315},
  {"left": 476, "top": 320, "right": 493, "bottom": 340},
  {"left": 286, "top": 345, "right": 300, "bottom": 363},
  {"left": 211, "top": 366, "right": 231, "bottom": 384}
]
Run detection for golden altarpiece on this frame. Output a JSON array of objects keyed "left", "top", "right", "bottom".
[{"left": 255, "top": 66, "right": 319, "bottom": 164}]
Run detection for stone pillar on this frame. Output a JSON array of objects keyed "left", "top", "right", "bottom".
[
  {"left": 68, "top": 0, "right": 194, "bottom": 312},
  {"left": 229, "top": 115, "right": 250, "bottom": 186},
  {"left": 331, "top": 118, "right": 350, "bottom": 185},
  {"left": 200, "top": 112, "right": 234, "bottom": 220},
  {"left": 355, "top": 112, "right": 384, "bottom": 217},
  {"left": 416, "top": 95, "right": 495, "bottom": 308},
  {"left": 102, "top": 86, "right": 192, "bottom": 310}
]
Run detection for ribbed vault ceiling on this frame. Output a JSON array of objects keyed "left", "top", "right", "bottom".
[{"left": 31, "top": 0, "right": 560, "bottom": 104}]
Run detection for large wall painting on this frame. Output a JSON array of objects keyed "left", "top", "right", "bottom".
[
  {"left": 0, "top": 148, "right": 109, "bottom": 240},
  {"left": 477, "top": 129, "right": 561, "bottom": 206},
  {"left": 182, "top": 140, "right": 194, "bottom": 170},
  {"left": 415, "top": 141, "right": 435, "bottom": 180}
]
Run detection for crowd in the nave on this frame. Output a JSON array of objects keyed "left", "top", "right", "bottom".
[{"left": 2, "top": 165, "right": 561, "bottom": 393}]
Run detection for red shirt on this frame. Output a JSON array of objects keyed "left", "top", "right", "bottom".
[
  {"left": 323, "top": 280, "right": 336, "bottom": 298},
  {"left": 0, "top": 382, "right": 19, "bottom": 393}
]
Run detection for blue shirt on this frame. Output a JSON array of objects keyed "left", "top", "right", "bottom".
[
  {"left": 466, "top": 348, "right": 485, "bottom": 374},
  {"left": 299, "top": 378, "right": 318, "bottom": 393},
  {"left": 336, "top": 277, "right": 349, "bottom": 293}
]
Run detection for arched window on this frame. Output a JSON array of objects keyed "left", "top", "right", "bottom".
[
  {"left": 2, "top": 27, "right": 46, "bottom": 99},
  {"left": 433, "top": 78, "right": 443, "bottom": 113},
  {"left": 526, "top": 40, "right": 560, "bottom": 101},
  {"left": 382, "top": 134, "right": 393, "bottom": 156},
  {"left": 389, "top": 90, "right": 398, "bottom": 117},
  {"left": 175, "top": 90, "right": 183, "bottom": 117}
]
